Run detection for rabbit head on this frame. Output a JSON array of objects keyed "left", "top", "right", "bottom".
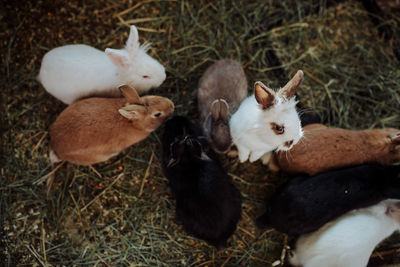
[
  {"left": 163, "top": 116, "right": 211, "bottom": 168},
  {"left": 167, "top": 135, "right": 211, "bottom": 168},
  {"left": 105, "top": 25, "right": 166, "bottom": 93},
  {"left": 204, "top": 99, "right": 231, "bottom": 153},
  {"left": 254, "top": 70, "right": 304, "bottom": 151},
  {"left": 118, "top": 85, "right": 174, "bottom": 132}
]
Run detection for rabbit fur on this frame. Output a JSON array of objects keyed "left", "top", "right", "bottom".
[
  {"left": 256, "top": 164, "right": 400, "bottom": 236},
  {"left": 50, "top": 85, "right": 174, "bottom": 165},
  {"left": 289, "top": 199, "right": 400, "bottom": 267},
  {"left": 197, "top": 59, "right": 248, "bottom": 154},
  {"left": 162, "top": 116, "right": 242, "bottom": 249},
  {"left": 38, "top": 25, "right": 166, "bottom": 104},
  {"left": 272, "top": 123, "right": 400, "bottom": 175},
  {"left": 229, "top": 70, "right": 304, "bottom": 164}
]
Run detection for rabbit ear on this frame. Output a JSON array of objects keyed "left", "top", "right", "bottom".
[
  {"left": 119, "top": 85, "right": 142, "bottom": 104},
  {"left": 199, "top": 151, "right": 212, "bottom": 161},
  {"left": 118, "top": 105, "right": 144, "bottom": 120},
  {"left": 254, "top": 81, "right": 275, "bottom": 110},
  {"left": 279, "top": 70, "right": 303, "bottom": 100},
  {"left": 211, "top": 99, "right": 229, "bottom": 120},
  {"left": 126, "top": 25, "right": 140, "bottom": 53},
  {"left": 105, "top": 48, "right": 131, "bottom": 68},
  {"left": 167, "top": 158, "right": 178, "bottom": 168}
]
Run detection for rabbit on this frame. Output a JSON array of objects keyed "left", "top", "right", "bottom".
[
  {"left": 289, "top": 199, "right": 400, "bottom": 267},
  {"left": 229, "top": 70, "right": 304, "bottom": 164},
  {"left": 256, "top": 164, "right": 400, "bottom": 236},
  {"left": 37, "top": 25, "right": 166, "bottom": 104},
  {"left": 49, "top": 85, "right": 174, "bottom": 166},
  {"left": 162, "top": 116, "right": 242, "bottom": 249},
  {"left": 197, "top": 59, "right": 248, "bottom": 154},
  {"left": 271, "top": 123, "right": 400, "bottom": 175}
]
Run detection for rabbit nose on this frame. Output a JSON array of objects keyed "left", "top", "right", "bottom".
[{"left": 284, "top": 140, "right": 294, "bottom": 148}]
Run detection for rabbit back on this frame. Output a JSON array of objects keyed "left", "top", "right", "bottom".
[
  {"left": 38, "top": 45, "right": 121, "bottom": 104},
  {"left": 50, "top": 97, "right": 148, "bottom": 165},
  {"left": 197, "top": 59, "right": 248, "bottom": 121},
  {"left": 257, "top": 164, "right": 400, "bottom": 236},
  {"left": 274, "top": 124, "right": 400, "bottom": 175},
  {"left": 173, "top": 164, "right": 242, "bottom": 248}
]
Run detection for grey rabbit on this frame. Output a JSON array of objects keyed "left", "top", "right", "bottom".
[{"left": 197, "top": 59, "right": 248, "bottom": 154}]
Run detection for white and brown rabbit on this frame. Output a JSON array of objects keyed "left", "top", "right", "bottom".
[
  {"left": 49, "top": 85, "right": 174, "bottom": 166},
  {"left": 38, "top": 25, "right": 166, "bottom": 104},
  {"left": 229, "top": 70, "right": 304, "bottom": 164},
  {"left": 197, "top": 59, "right": 248, "bottom": 153}
]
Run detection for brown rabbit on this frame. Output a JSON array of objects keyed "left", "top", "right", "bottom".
[
  {"left": 49, "top": 85, "right": 174, "bottom": 166},
  {"left": 271, "top": 123, "right": 400, "bottom": 175},
  {"left": 197, "top": 59, "right": 248, "bottom": 154}
]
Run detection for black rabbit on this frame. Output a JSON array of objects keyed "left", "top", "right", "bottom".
[
  {"left": 256, "top": 164, "right": 400, "bottom": 236},
  {"left": 162, "top": 116, "right": 242, "bottom": 249}
]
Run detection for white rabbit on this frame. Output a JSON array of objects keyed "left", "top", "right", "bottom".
[
  {"left": 289, "top": 199, "right": 400, "bottom": 267},
  {"left": 229, "top": 70, "right": 304, "bottom": 164},
  {"left": 37, "top": 25, "right": 166, "bottom": 104}
]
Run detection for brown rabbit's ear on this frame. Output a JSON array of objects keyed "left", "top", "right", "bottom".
[
  {"left": 279, "top": 70, "right": 303, "bottom": 100},
  {"left": 119, "top": 85, "right": 142, "bottom": 104},
  {"left": 118, "top": 105, "right": 144, "bottom": 120},
  {"left": 211, "top": 99, "right": 229, "bottom": 120},
  {"left": 254, "top": 81, "right": 275, "bottom": 110}
]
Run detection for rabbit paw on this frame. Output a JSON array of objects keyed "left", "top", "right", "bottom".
[{"left": 260, "top": 152, "right": 272, "bottom": 165}]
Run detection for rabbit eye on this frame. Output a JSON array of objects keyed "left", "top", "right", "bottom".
[
  {"left": 142, "top": 75, "right": 150, "bottom": 79},
  {"left": 270, "top": 123, "right": 285, "bottom": 135},
  {"left": 152, "top": 112, "right": 162, "bottom": 118}
]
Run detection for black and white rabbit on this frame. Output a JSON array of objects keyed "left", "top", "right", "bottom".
[
  {"left": 162, "top": 116, "right": 242, "bottom": 249},
  {"left": 256, "top": 164, "right": 400, "bottom": 236}
]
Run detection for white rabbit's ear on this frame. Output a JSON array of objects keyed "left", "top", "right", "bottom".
[
  {"left": 210, "top": 99, "right": 229, "bottom": 120},
  {"left": 119, "top": 85, "right": 141, "bottom": 104},
  {"left": 254, "top": 81, "right": 275, "bottom": 109},
  {"left": 105, "top": 48, "right": 131, "bottom": 68},
  {"left": 279, "top": 70, "right": 303, "bottom": 100},
  {"left": 126, "top": 25, "right": 140, "bottom": 53}
]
